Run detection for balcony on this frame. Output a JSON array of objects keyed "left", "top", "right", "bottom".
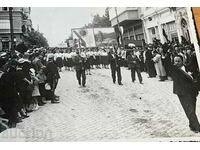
[{"left": 109, "top": 7, "right": 140, "bottom": 27}]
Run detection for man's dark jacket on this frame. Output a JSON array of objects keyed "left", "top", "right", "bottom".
[{"left": 171, "top": 65, "right": 198, "bottom": 96}]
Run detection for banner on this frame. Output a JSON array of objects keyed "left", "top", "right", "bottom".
[
  {"left": 71, "top": 27, "right": 117, "bottom": 48},
  {"left": 72, "top": 28, "right": 96, "bottom": 48}
]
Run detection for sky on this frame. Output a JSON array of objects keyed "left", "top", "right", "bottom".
[{"left": 31, "top": 7, "right": 106, "bottom": 47}]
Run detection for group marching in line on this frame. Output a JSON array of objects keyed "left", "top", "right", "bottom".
[{"left": 1, "top": 38, "right": 200, "bottom": 133}]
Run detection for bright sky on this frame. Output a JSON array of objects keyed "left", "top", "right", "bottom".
[{"left": 31, "top": 7, "right": 106, "bottom": 47}]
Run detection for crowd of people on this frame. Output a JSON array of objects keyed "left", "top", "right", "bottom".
[
  {"left": 0, "top": 47, "right": 61, "bottom": 131},
  {"left": 1, "top": 38, "right": 200, "bottom": 133}
]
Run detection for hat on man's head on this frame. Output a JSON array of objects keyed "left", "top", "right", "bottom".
[
  {"left": 18, "top": 58, "right": 30, "bottom": 64},
  {"left": 48, "top": 54, "right": 54, "bottom": 60},
  {"left": 0, "top": 52, "right": 7, "bottom": 57}
]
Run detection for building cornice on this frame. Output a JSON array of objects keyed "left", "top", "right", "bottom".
[{"left": 142, "top": 7, "right": 169, "bottom": 20}]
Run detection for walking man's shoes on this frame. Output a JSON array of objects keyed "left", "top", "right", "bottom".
[{"left": 190, "top": 126, "right": 200, "bottom": 133}]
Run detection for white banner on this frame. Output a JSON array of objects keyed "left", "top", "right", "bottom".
[{"left": 72, "top": 28, "right": 96, "bottom": 47}]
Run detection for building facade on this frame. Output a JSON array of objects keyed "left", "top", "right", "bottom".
[
  {"left": 109, "top": 7, "right": 144, "bottom": 47},
  {"left": 141, "top": 7, "right": 192, "bottom": 44},
  {"left": 0, "top": 7, "right": 32, "bottom": 51}
]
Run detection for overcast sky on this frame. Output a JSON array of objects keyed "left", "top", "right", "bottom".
[{"left": 30, "top": 7, "right": 106, "bottom": 47}]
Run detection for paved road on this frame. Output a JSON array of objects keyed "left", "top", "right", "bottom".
[{"left": 2, "top": 68, "right": 200, "bottom": 141}]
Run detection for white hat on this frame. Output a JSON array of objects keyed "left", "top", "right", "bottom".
[
  {"left": 0, "top": 52, "right": 7, "bottom": 57},
  {"left": 18, "top": 58, "right": 30, "bottom": 64},
  {"left": 30, "top": 68, "right": 36, "bottom": 76}
]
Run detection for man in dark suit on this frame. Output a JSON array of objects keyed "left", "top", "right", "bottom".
[
  {"left": 108, "top": 49, "right": 123, "bottom": 85},
  {"left": 171, "top": 55, "right": 200, "bottom": 132},
  {"left": 127, "top": 51, "right": 143, "bottom": 84},
  {"left": 46, "top": 56, "right": 60, "bottom": 103},
  {"left": 145, "top": 46, "right": 156, "bottom": 78},
  {"left": 73, "top": 51, "right": 86, "bottom": 87}
]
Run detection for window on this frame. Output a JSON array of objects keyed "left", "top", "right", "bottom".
[
  {"left": 2, "top": 42, "right": 9, "bottom": 50},
  {"left": 2, "top": 37, "right": 9, "bottom": 51},
  {"left": 0, "top": 20, "right": 10, "bottom": 29},
  {"left": 171, "top": 33, "right": 178, "bottom": 41},
  {"left": 167, "top": 21, "right": 176, "bottom": 32},
  {"left": 2, "top": 7, "right": 8, "bottom": 11},
  {"left": 128, "top": 28, "right": 133, "bottom": 32},
  {"left": 135, "top": 34, "right": 144, "bottom": 40},
  {"left": 130, "top": 36, "right": 135, "bottom": 40},
  {"left": 152, "top": 28, "right": 155, "bottom": 34},
  {"left": 181, "top": 18, "right": 187, "bottom": 28},
  {"left": 134, "top": 25, "right": 141, "bottom": 31}
]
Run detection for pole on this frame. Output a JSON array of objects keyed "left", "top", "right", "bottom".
[
  {"left": 9, "top": 7, "right": 14, "bottom": 51},
  {"left": 91, "top": 13, "right": 97, "bottom": 47},
  {"left": 115, "top": 7, "right": 123, "bottom": 48},
  {"left": 92, "top": 24, "right": 97, "bottom": 47}
]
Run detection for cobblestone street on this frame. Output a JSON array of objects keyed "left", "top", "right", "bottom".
[{"left": 3, "top": 68, "right": 200, "bottom": 141}]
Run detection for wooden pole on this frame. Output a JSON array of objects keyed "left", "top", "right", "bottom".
[{"left": 9, "top": 7, "right": 14, "bottom": 51}]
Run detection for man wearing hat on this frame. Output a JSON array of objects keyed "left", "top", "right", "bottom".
[
  {"left": 145, "top": 45, "right": 156, "bottom": 78},
  {"left": 73, "top": 50, "right": 86, "bottom": 87},
  {"left": 171, "top": 55, "right": 200, "bottom": 132},
  {"left": 32, "top": 51, "right": 44, "bottom": 74},
  {"left": 127, "top": 50, "right": 143, "bottom": 84},
  {"left": 46, "top": 55, "right": 60, "bottom": 103},
  {"left": 108, "top": 48, "right": 123, "bottom": 85}
]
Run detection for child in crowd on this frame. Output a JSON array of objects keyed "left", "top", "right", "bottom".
[
  {"left": 37, "top": 67, "right": 47, "bottom": 104},
  {"left": 30, "top": 68, "right": 40, "bottom": 110}
]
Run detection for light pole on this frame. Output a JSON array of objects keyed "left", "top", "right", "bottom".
[
  {"left": 114, "top": 7, "right": 123, "bottom": 48},
  {"left": 9, "top": 7, "right": 14, "bottom": 51}
]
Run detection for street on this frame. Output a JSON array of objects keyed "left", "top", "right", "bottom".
[{"left": 5, "top": 67, "right": 200, "bottom": 141}]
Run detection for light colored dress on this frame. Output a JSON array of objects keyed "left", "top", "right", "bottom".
[{"left": 153, "top": 53, "right": 166, "bottom": 77}]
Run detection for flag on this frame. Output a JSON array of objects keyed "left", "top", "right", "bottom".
[{"left": 162, "top": 28, "right": 169, "bottom": 41}]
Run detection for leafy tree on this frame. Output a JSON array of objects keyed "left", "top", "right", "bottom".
[
  {"left": 85, "top": 7, "right": 111, "bottom": 28},
  {"left": 23, "top": 28, "right": 49, "bottom": 48}
]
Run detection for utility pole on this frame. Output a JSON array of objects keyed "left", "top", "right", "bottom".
[
  {"left": 115, "top": 7, "right": 123, "bottom": 48},
  {"left": 9, "top": 7, "right": 14, "bottom": 51}
]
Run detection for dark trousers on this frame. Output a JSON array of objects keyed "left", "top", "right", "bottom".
[
  {"left": 178, "top": 94, "right": 200, "bottom": 130},
  {"left": 147, "top": 61, "right": 156, "bottom": 77},
  {"left": 1, "top": 100, "right": 18, "bottom": 124},
  {"left": 111, "top": 66, "right": 122, "bottom": 84},
  {"left": 50, "top": 79, "right": 58, "bottom": 92},
  {"left": 131, "top": 67, "right": 142, "bottom": 83},
  {"left": 76, "top": 69, "right": 86, "bottom": 86},
  {"left": 49, "top": 78, "right": 59, "bottom": 101},
  {"left": 39, "top": 83, "right": 46, "bottom": 97}
]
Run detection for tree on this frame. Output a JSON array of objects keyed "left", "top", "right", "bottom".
[
  {"left": 23, "top": 28, "right": 49, "bottom": 48},
  {"left": 85, "top": 7, "right": 111, "bottom": 28}
]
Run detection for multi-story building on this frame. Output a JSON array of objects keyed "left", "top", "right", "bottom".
[
  {"left": 109, "top": 7, "right": 144, "bottom": 48},
  {"left": 0, "top": 7, "right": 32, "bottom": 51},
  {"left": 140, "top": 7, "right": 192, "bottom": 44}
]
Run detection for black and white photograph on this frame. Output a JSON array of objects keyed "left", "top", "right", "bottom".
[{"left": 1, "top": 2, "right": 200, "bottom": 143}]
